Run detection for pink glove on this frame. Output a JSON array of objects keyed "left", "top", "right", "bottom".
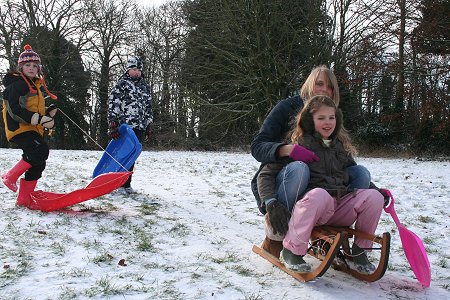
[{"left": 289, "top": 144, "right": 320, "bottom": 164}]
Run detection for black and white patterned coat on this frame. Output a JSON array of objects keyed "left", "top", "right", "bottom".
[{"left": 107, "top": 73, "right": 153, "bottom": 130}]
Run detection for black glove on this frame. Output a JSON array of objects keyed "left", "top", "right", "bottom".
[
  {"left": 108, "top": 121, "right": 120, "bottom": 139},
  {"left": 266, "top": 201, "right": 291, "bottom": 236},
  {"left": 46, "top": 103, "right": 57, "bottom": 117},
  {"left": 379, "top": 189, "right": 391, "bottom": 207}
]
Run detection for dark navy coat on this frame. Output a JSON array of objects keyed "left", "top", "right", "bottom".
[{"left": 250, "top": 95, "right": 304, "bottom": 214}]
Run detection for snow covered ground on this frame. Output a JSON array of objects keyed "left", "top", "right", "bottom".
[{"left": 0, "top": 148, "right": 449, "bottom": 300}]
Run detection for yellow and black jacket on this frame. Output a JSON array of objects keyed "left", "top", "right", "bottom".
[{"left": 2, "top": 72, "right": 46, "bottom": 141}]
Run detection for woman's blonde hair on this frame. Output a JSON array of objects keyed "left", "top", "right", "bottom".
[
  {"left": 300, "top": 65, "right": 340, "bottom": 107},
  {"left": 291, "top": 95, "right": 357, "bottom": 156}
]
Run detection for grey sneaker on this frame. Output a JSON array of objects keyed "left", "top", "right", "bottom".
[
  {"left": 115, "top": 187, "right": 127, "bottom": 194},
  {"left": 115, "top": 187, "right": 136, "bottom": 195},
  {"left": 124, "top": 187, "right": 136, "bottom": 194},
  {"left": 352, "top": 244, "right": 376, "bottom": 274},
  {"left": 280, "top": 248, "right": 312, "bottom": 273}
]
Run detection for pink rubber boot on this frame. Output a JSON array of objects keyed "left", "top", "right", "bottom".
[
  {"left": 16, "top": 179, "right": 38, "bottom": 207},
  {"left": 2, "top": 159, "right": 32, "bottom": 192}
]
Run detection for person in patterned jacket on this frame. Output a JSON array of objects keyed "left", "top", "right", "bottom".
[{"left": 107, "top": 56, "right": 153, "bottom": 193}]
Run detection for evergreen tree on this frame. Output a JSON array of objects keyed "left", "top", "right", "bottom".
[{"left": 181, "top": 0, "right": 332, "bottom": 148}]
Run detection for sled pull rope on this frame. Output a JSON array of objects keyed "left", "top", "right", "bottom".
[{"left": 57, "top": 108, "right": 128, "bottom": 172}]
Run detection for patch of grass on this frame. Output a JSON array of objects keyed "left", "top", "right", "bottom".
[
  {"left": 437, "top": 258, "right": 448, "bottom": 268},
  {"left": 96, "top": 276, "right": 119, "bottom": 293},
  {"left": 378, "top": 218, "right": 391, "bottom": 226},
  {"left": 50, "top": 215, "right": 75, "bottom": 227},
  {"left": 96, "top": 224, "right": 114, "bottom": 234},
  {"left": 425, "top": 246, "right": 438, "bottom": 254},
  {"left": 26, "top": 218, "right": 42, "bottom": 228},
  {"left": 159, "top": 280, "right": 183, "bottom": 299},
  {"left": 212, "top": 252, "right": 239, "bottom": 264},
  {"left": 139, "top": 203, "right": 159, "bottom": 215},
  {"left": 387, "top": 262, "right": 395, "bottom": 271},
  {"left": 90, "top": 251, "right": 114, "bottom": 264},
  {"left": 418, "top": 215, "right": 435, "bottom": 223},
  {"left": 76, "top": 202, "right": 118, "bottom": 213},
  {"left": 132, "top": 273, "right": 145, "bottom": 281},
  {"left": 412, "top": 202, "right": 424, "bottom": 208},
  {"left": 210, "top": 237, "right": 226, "bottom": 245},
  {"left": 50, "top": 242, "right": 66, "bottom": 255},
  {"left": 226, "top": 265, "right": 256, "bottom": 277},
  {"left": 115, "top": 215, "right": 129, "bottom": 226},
  {"left": 56, "top": 286, "right": 77, "bottom": 300},
  {"left": 0, "top": 249, "right": 30, "bottom": 281},
  {"left": 244, "top": 293, "right": 264, "bottom": 300},
  {"left": 169, "top": 223, "right": 190, "bottom": 237},
  {"left": 209, "top": 189, "right": 226, "bottom": 198},
  {"left": 81, "top": 238, "right": 102, "bottom": 250},
  {"left": 144, "top": 262, "right": 171, "bottom": 270},
  {"left": 135, "top": 230, "right": 154, "bottom": 251},
  {"left": 109, "top": 228, "right": 125, "bottom": 235},
  {"left": 59, "top": 267, "right": 91, "bottom": 278},
  {"left": 83, "top": 276, "right": 132, "bottom": 297},
  {"left": 422, "top": 236, "right": 434, "bottom": 245}
]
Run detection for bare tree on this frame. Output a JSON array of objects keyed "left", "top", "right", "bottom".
[
  {"left": 0, "top": 0, "right": 28, "bottom": 70},
  {"left": 137, "top": 1, "right": 188, "bottom": 147},
  {"left": 82, "top": 0, "right": 137, "bottom": 146}
]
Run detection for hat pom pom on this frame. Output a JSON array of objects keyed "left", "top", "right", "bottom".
[{"left": 24, "top": 44, "right": 32, "bottom": 51}]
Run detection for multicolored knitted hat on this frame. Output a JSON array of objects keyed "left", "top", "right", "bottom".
[
  {"left": 18, "top": 44, "right": 41, "bottom": 66},
  {"left": 17, "top": 44, "right": 57, "bottom": 100},
  {"left": 127, "top": 56, "right": 143, "bottom": 70}
]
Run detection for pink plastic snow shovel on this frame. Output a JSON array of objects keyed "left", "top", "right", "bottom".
[{"left": 383, "top": 190, "right": 431, "bottom": 287}]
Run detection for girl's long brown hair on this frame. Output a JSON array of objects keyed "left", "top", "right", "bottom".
[{"left": 291, "top": 95, "right": 358, "bottom": 156}]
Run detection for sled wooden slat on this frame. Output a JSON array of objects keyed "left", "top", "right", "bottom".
[
  {"left": 252, "top": 231, "right": 343, "bottom": 282},
  {"left": 253, "top": 226, "right": 390, "bottom": 283}
]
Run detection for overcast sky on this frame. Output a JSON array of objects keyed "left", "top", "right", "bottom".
[{"left": 136, "top": 0, "right": 168, "bottom": 7}]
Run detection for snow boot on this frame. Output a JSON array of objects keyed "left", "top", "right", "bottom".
[
  {"left": 2, "top": 159, "right": 32, "bottom": 192},
  {"left": 16, "top": 179, "right": 38, "bottom": 207},
  {"left": 352, "top": 244, "right": 376, "bottom": 275},
  {"left": 280, "top": 247, "right": 312, "bottom": 273},
  {"left": 261, "top": 236, "right": 283, "bottom": 258}
]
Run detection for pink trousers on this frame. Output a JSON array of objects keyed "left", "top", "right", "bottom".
[{"left": 283, "top": 188, "right": 384, "bottom": 256}]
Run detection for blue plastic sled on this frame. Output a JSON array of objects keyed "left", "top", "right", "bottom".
[{"left": 93, "top": 124, "right": 142, "bottom": 178}]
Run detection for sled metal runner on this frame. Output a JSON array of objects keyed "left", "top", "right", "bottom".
[
  {"left": 252, "top": 229, "right": 343, "bottom": 282},
  {"left": 253, "top": 226, "right": 390, "bottom": 283},
  {"left": 314, "top": 226, "right": 391, "bottom": 282}
]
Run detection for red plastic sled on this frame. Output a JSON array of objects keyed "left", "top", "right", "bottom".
[{"left": 28, "top": 172, "right": 132, "bottom": 212}]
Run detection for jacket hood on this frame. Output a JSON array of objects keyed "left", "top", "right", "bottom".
[{"left": 2, "top": 72, "right": 22, "bottom": 88}]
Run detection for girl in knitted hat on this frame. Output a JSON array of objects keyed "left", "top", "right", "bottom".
[{"left": 1, "top": 44, "right": 57, "bottom": 207}]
